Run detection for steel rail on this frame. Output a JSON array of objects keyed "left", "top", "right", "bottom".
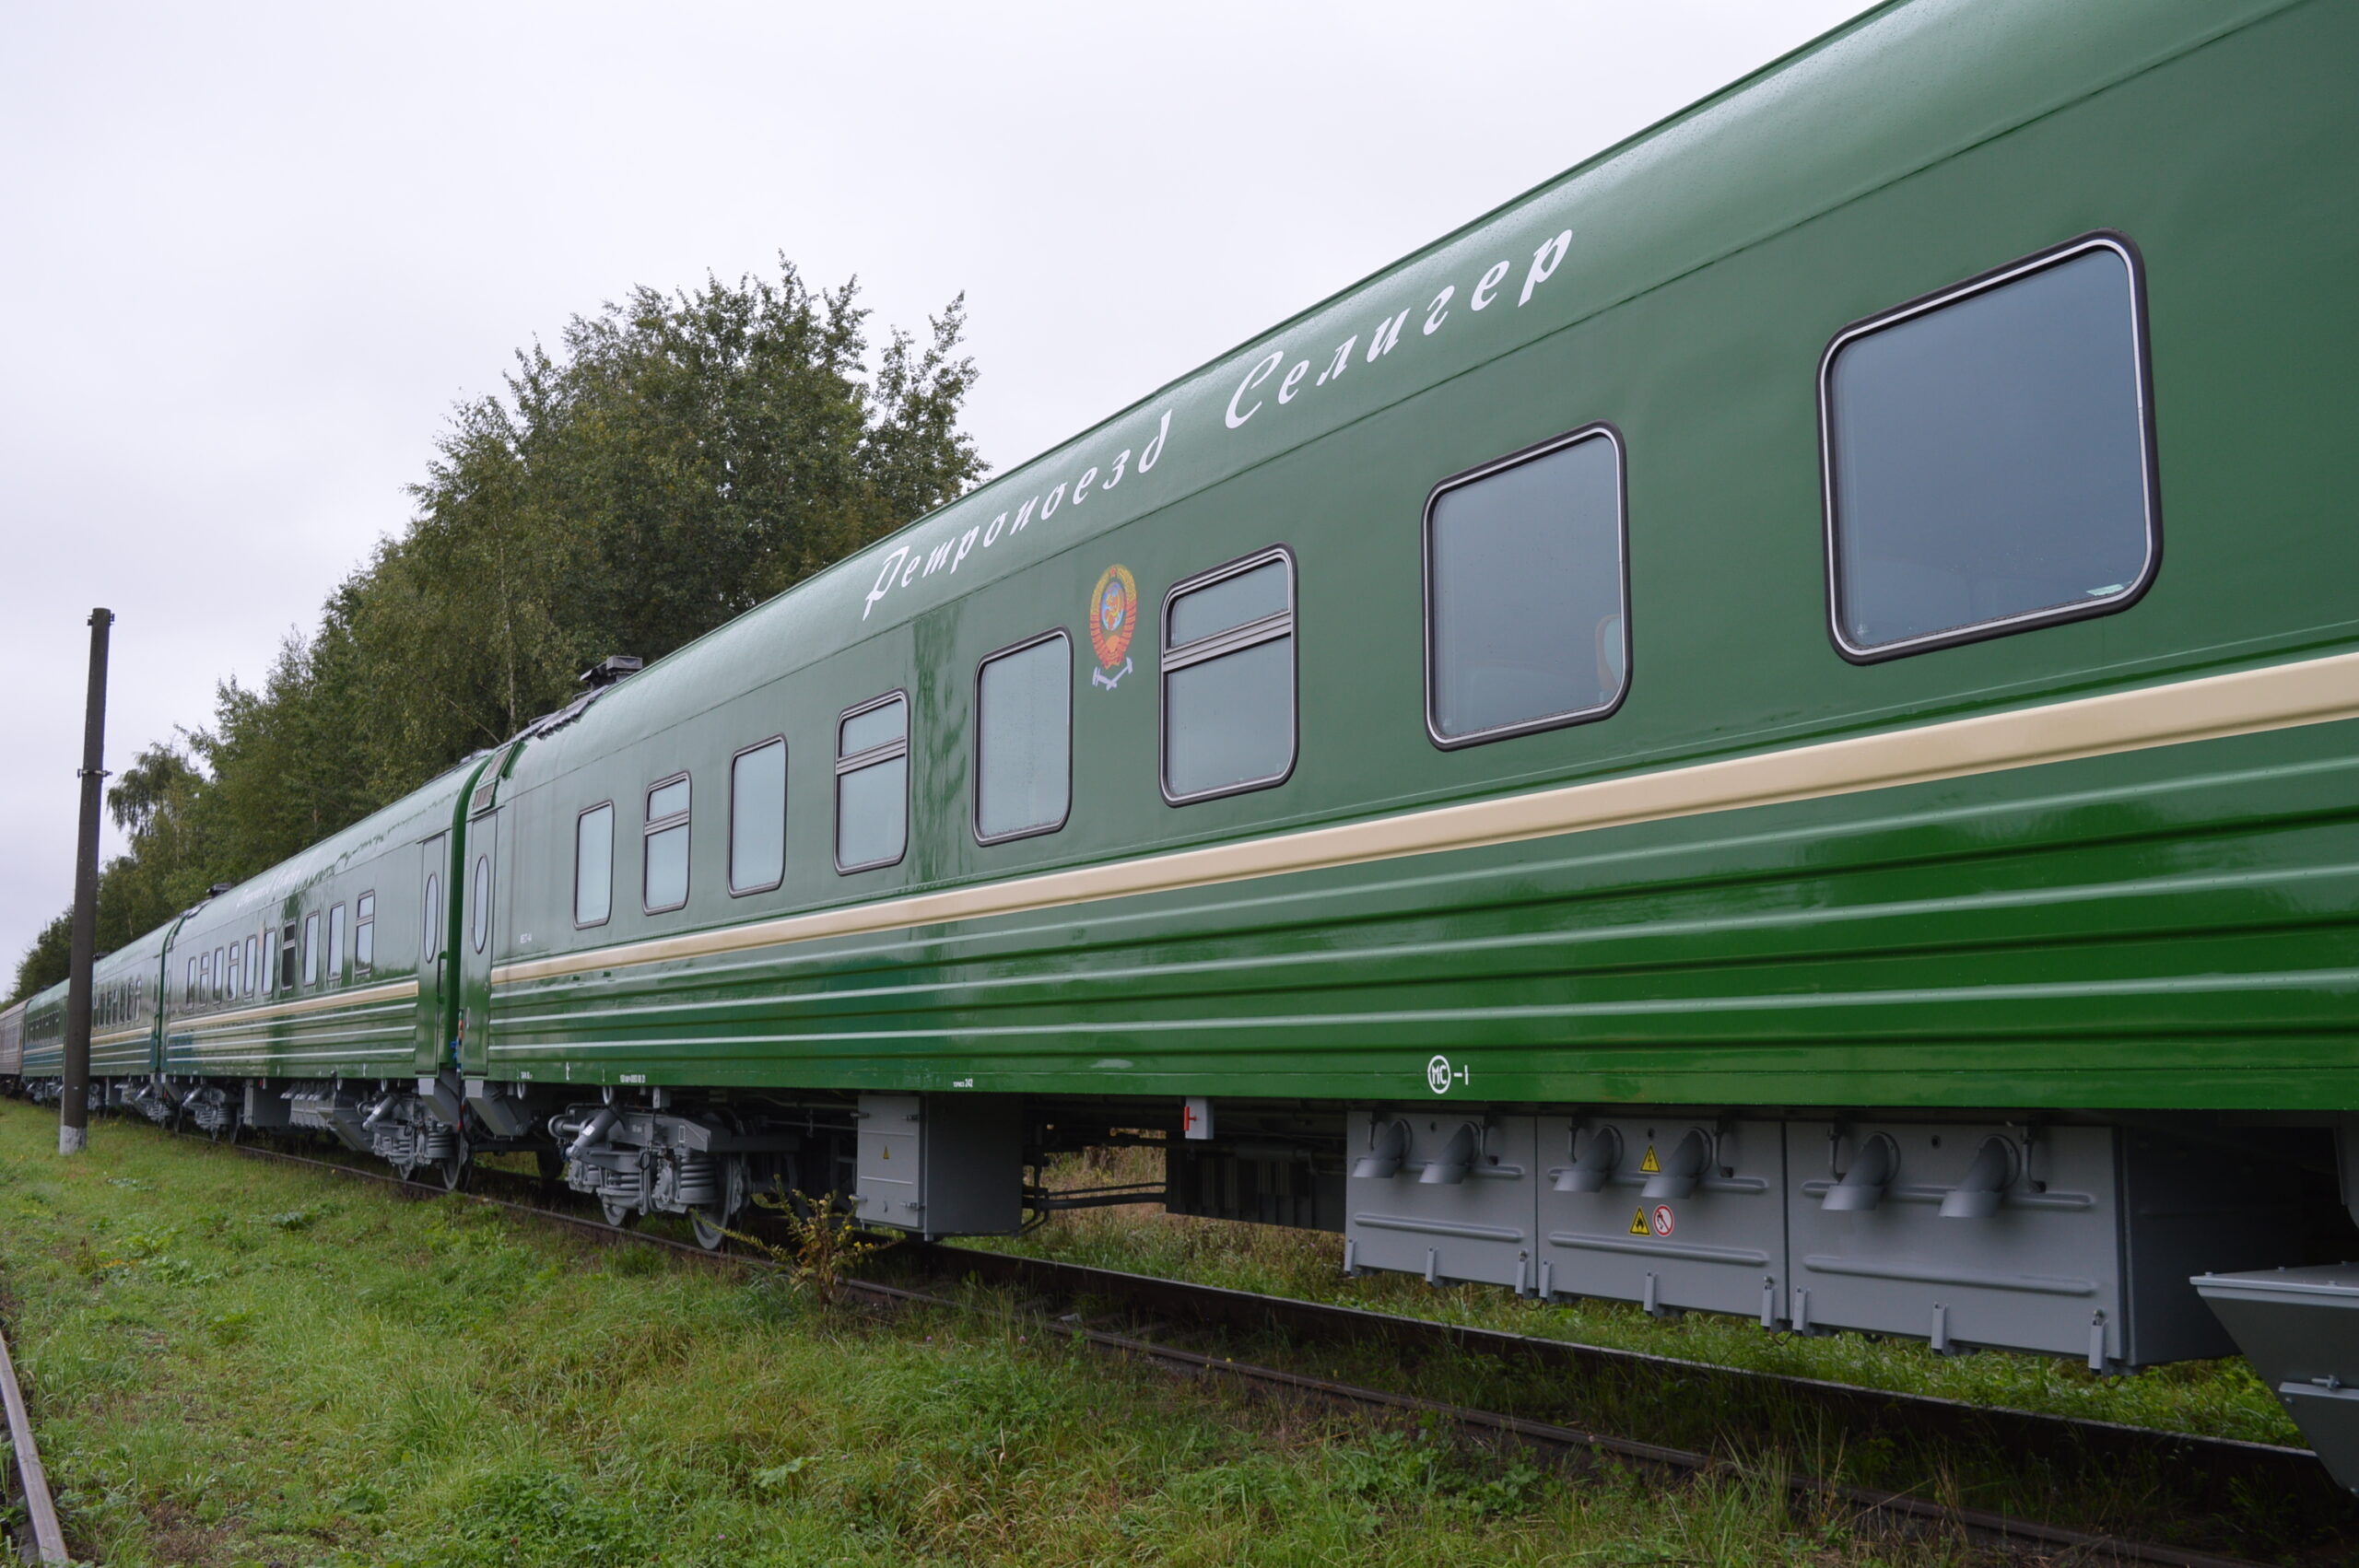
[
  {"left": 132, "top": 1124, "right": 2310, "bottom": 1568},
  {"left": 910, "top": 1242, "right": 2342, "bottom": 1522},
  {"left": 1073, "top": 1325, "right": 2277, "bottom": 1568},
  {"left": 0, "top": 1297, "right": 70, "bottom": 1563}
]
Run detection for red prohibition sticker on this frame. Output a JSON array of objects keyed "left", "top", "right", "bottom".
[{"left": 1650, "top": 1205, "right": 1675, "bottom": 1237}]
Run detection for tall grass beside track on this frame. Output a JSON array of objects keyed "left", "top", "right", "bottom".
[{"left": 0, "top": 1105, "right": 2038, "bottom": 1567}]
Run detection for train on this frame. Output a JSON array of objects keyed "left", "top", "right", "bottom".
[{"left": 8, "top": 0, "right": 2359, "bottom": 1489}]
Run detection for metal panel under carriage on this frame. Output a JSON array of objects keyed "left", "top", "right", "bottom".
[
  {"left": 854, "top": 1093, "right": 1024, "bottom": 1239},
  {"left": 2195, "top": 1265, "right": 2359, "bottom": 1493},
  {"left": 1785, "top": 1123, "right": 2297, "bottom": 1367},
  {"left": 1537, "top": 1115, "right": 1784, "bottom": 1322},
  {"left": 1344, "top": 1112, "right": 1538, "bottom": 1291}
]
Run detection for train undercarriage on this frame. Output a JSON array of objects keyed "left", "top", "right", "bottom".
[{"left": 12, "top": 1075, "right": 2358, "bottom": 1488}]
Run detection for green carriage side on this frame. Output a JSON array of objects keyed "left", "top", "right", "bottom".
[
  {"left": 19, "top": 981, "right": 65, "bottom": 1082},
  {"left": 162, "top": 756, "right": 485, "bottom": 1088},
  {"left": 88, "top": 919, "right": 180, "bottom": 1082},
  {"left": 473, "top": 0, "right": 2359, "bottom": 1116}
]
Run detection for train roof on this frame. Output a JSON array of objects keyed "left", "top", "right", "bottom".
[
  {"left": 511, "top": 0, "right": 2283, "bottom": 769},
  {"left": 176, "top": 754, "right": 482, "bottom": 940},
  {"left": 92, "top": 915, "right": 176, "bottom": 979}
]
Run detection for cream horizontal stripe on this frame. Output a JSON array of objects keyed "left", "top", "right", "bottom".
[
  {"left": 171, "top": 979, "right": 418, "bottom": 1031},
  {"left": 494, "top": 649, "right": 2359, "bottom": 989}
]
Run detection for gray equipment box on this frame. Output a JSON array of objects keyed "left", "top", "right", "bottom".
[
  {"left": 242, "top": 1081, "right": 291, "bottom": 1129},
  {"left": 2195, "top": 1264, "right": 2359, "bottom": 1493},
  {"left": 1344, "top": 1112, "right": 1536, "bottom": 1290},
  {"left": 854, "top": 1093, "right": 1023, "bottom": 1239},
  {"left": 1787, "top": 1122, "right": 2291, "bottom": 1366},
  {"left": 1537, "top": 1115, "right": 1784, "bottom": 1322}
]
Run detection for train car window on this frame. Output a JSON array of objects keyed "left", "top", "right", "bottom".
[
  {"left": 243, "top": 936, "right": 257, "bottom": 998},
  {"left": 225, "top": 944, "right": 240, "bottom": 1000},
  {"left": 185, "top": 958, "right": 195, "bottom": 1006},
  {"left": 643, "top": 777, "right": 691, "bottom": 913},
  {"left": 279, "top": 923, "right": 297, "bottom": 991},
  {"left": 576, "top": 802, "right": 616, "bottom": 927},
  {"left": 329, "top": 904, "right": 349, "bottom": 986},
  {"left": 1161, "top": 550, "right": 1296, "bottom": 803},
  {"left": 835, "top": 694, "right": 909, "bottom": 873},
  {"left": 355, "top": 895, "right": 374, "bottom": 973},
  {"left": 729, "top": 740, "right": 787, "bottom": 895},
  {"left": 422, "top": 876, "right": 440, "bottom": 962},
  {"left": 303, "top": 914, "right": 321, "bottom": 988},
  {"left": 209, "top": 948, "right": 222, "bottom": 1002},
  {"left": 471, "top": 855, "right": 491, "bottom": 953},
  {"left": 1425, "top": 427, "right": 1627, "bottom": 746},
  {"left": 1821, "top": 235, "right": 2156, "bottom": 661},
  {"left": 976, "top": 633, "right": 1072, "bottom": 844}
]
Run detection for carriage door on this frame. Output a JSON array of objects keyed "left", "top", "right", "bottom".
[
  {"left": 415, "top": 833, "right": 450, "bottom": 1075},
  {"left": 457, "top": 808, "right": 499, "bottom": 1078}
]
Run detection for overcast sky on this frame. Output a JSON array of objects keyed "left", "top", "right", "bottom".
[{"left": 0, "top": 0, "right": 1873, "bottom": 974}]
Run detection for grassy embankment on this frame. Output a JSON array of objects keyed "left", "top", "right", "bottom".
[
  {"left": 0, "top": 1102, "right": 2003, "bottom": 1567},
  {"left": 972, "top": 1147, "right": 2295, "bottom": 1447}
]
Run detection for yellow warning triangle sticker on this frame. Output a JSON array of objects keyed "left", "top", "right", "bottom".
[
  {"left": 1639, "top": 1145, "right": 1661, "bottom": 1174},
  {"left": 1629, "top": 1208, "right": 1651, "bottom": 1236}
]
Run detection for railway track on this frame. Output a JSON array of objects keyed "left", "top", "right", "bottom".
[
  {"left": 912, "top": 1242, "right": 2344, "bottom": 1527},
  {"left": 120, "top": 1123, "right": 2338, "bottom": 1568},
  {"left": 0, "top": 1290, "right": 69, "bottom": 1563}
]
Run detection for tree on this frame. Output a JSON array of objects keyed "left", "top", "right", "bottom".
[
  {"left": 400, "top": 262, "right": 981, "bottom": 748},
  {"left": 6, "top": 914, "right": 70, "bottom": 1007},
  {"left": 6, "top": 255, "right": 985, "bottom": 1001}
]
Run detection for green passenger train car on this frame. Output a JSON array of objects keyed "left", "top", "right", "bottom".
[
  {"left": 19, "top": 983, "right": 65, "bottom": 1088},
  {"left": 16, "top": 0, "right": 2359, "bottom": 1482},
  {"left": 89, "top": 920, "right": 174, "bottom": 1081}
]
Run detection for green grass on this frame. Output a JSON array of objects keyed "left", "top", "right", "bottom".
[
  {"left": 968, "top": 1147, "right": 2298, "bottom": 1447},
  {"left": 0, "top": 1104, "right": 2011, "bottom": 1567}
]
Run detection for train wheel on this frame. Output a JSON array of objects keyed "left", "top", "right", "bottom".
[
  {"left": 689, "top": 1155, "right": 748, "bottom": 1252},
  {"left": 600, "top": 1199, "right": 638, "bottom": 1230},
  {"left": 439, "top": 1135, "right": 472, "bottom": 1193}
]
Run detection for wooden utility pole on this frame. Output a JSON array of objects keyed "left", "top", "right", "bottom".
[{"left": 59, "top": 607, "right": 111, "bottom": 1156}]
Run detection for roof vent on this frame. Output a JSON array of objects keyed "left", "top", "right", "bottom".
[
  {"left": 581, "top": 655, "right": 644, "bottom": 688},
  {"left": 207, "top": 883, "right": 232, "bottom": 896}
]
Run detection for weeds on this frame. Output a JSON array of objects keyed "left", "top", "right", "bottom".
[{"left": 727, "top": 1188, "right": 892, "bottom": 1307}]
